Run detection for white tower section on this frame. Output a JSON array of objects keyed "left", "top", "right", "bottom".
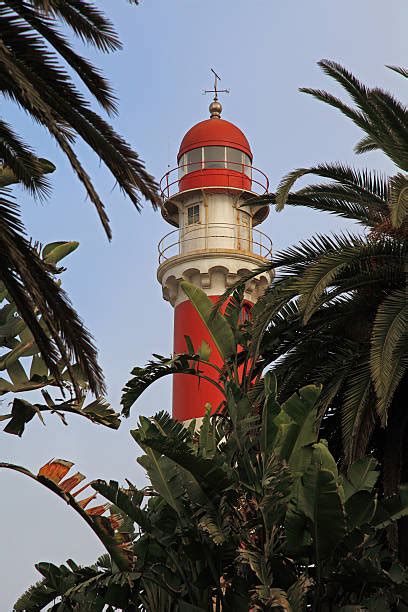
[{"left": 158, "top": 190, "right": 272, "bottom": 308}]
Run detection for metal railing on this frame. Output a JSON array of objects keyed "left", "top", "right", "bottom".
[
  {"left": 160, "top": 161, "right": 269, "bottom": 201},
  {"left": 158, "top": 222, "right": 272, "bottom": 264}
]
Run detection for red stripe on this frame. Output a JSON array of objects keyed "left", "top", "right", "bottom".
[{"left": 173, "top": 297, "right": 223, "bottom": 421}]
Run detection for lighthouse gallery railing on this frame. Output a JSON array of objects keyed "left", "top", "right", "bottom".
[
  {"left": 158, "top": 222, "right": 272, "bottom": 264},
  {"left": 160, "top": 160, "right": 269, "bottom": 200}
]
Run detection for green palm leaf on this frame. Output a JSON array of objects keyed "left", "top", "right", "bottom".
[
  {"left": 341, "top": 359, "right": 375, "bottom": 462},
  {"left": 9, "top": 1, "right": 116, "bottom": 113},
  {"left": 29, "top": 0, "right": 122, "bottom": 52},
  {"left": 275, "top": 162, "right": 388, "bottom": 213},
  {"left": 389, "top": 173, "right": 408, "bottom": 228},
  {"left": 287, "top": 184, "right": 386, "bottom": 225},
  {"left": 0, "top": 120, "right": 54, "bottom": 196},
  {"left": 301, "top": 60, "right": 408, "bottom": 172},
  {"left": 367, "top": 88, "right": 408, "bottom": 169},
  {"left": 121, "top": 353, "right": 224, "bottom": 417},
  {"left": 371, "top": 289, "right": 408, "bottom": 423},
  {"left": 283, "top": 234, "right": 404, "bottom": 323},
  {"left": 387, "top": 65, "right": 408, "bottom": 79},
  {"left": 355, "top": 134, "right": 379, "bottom": 154}
]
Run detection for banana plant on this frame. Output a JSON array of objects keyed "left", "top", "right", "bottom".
[
  {"left": 14, "top": 376, "right": 408, "bottom": 610},
  {"left": 0, "top": 240, "right": 119, "bottom": 435}
]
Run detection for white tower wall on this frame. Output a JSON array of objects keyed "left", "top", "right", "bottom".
[{"left": 158, "top": 189, "right": 272, "bottom": 308}]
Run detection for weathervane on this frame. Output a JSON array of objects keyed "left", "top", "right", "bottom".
[
  {"left": 203, "top": 68, "right": 230, "bottom": 100},
  {"left": 203, "top": 69, "right": 229, "bottom": 118}
]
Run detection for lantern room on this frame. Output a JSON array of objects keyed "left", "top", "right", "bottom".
[
  {"left": 160, "top": 99, "right": 270, "bottom": 233},
  {"left": 177, "top": 100, "right": 253, "bottom": 192}
]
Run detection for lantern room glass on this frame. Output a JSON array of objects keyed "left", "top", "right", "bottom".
[
  {"left": 226, "top": 148, "right": 243, "bottom": 173},
  {"left": 203, "top": 146, "right": 225, "bottom": 169},
  {"left": 178, "top": 146, "right": 252, "bottom": 177}
]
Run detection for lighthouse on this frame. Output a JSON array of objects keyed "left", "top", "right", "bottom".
[{"left": 158, "top": 81, "right": 272, "bottom": 422}]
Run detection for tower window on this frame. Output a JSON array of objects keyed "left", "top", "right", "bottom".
[{"left": 187, "top": 204, "right": 200, "bottom": 225}]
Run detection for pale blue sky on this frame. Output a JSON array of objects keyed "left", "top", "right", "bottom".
[{"left": 1, "top": 1, "right": 407, "bottom": 607}]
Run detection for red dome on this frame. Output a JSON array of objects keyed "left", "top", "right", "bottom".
[{"left": 178, "top": 118, "right": 252, "bottom": 160}]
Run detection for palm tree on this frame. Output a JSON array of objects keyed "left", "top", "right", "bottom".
[
  {"left": 239, "top": 60, "right": 408, "bottom": 557},
  {"left": 0, "top": 0, "right": 159, "bottom": 235},
  {"left": 0, "top": 1, "right": 160, "bottom": 394}
]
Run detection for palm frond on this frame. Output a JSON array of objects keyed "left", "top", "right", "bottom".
[
  {"left": 387, "top": 65, "right": 408, "bottom": 79},
  {"left": 371, "top": 289, "right": 408, "bottom": 424},
  {"left": 0, "top": 2, "right": 160, "bottom": 237},
  {"left": 303, "top": 60, "right": 408, "bottom": 173},
  {"left": 288, "top": 184, "right": 386, "bottom": 225},
  {"left": 277, "top": 234, "right": 405, "bottom": 323},
  {"left": 121, "top": 353, "right": 224, "bottom": 417},
  {"left": 292, "top": 234, "right": 382, "bottom": 322},
  {"left": 366, "top": 88, "right": 408, "bottom": 169},
  {"left": 341, "top": 359, "right": 375, "bottom": 462},
  {"left": 296, "top": 170, "right": 388, "bottom": 201},
  {"left": 28, "top": 0, "right": 122, "bottom": 52},
  {"left": 275, "top": 167, "right": 312, "bottom": 212},
  {"left": 317, "top": 59, "right": 372, "bottom": 113},
  {"left": 299, "top": 87, "right": 372, "bottom": 135},
  {"left": 389, "top": 173, "right": 408, "bottom": 228},
  {"left": 6, "top": 0, "right": 117, "bottom": 113},
  {"left": 250, "top": 278, "right": 299, "bottom": 361},
  {"left": 276, "top": 162, "right": 388, "bottom": 213},
  {"left": 0, "top": 189, "right": 104, "bottom": 394},
  {"left": 271, "top": 316, "right": 358, "bottom": 404},
  {"left": 0, "top": 117, "right": 52, "bottom": 197},
  {"left": 270, "top": 233, "right": 365, "bottom": 281},
  {"left": 223, "top": 285, "right": 245, "bottom": 332},
  {"left": 355, "top": 134, "right": 379, "bottom": 154}
]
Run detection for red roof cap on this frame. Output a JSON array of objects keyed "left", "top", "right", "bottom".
[{"left": 178, "top": 118, "right": 252, "bottom": 160}]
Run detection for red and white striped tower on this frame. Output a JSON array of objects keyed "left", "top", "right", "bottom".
[{"left": 158, "top": 93, "right": 272, "bottom": 422}]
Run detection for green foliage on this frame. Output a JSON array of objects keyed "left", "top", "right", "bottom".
[
  {"left": 121, "top": 352, "right": 221, "bottom": 417},
  {"left": 0, "top": 184, "right": 106, "bottom": 395},
  {"left": 0, "top": 241, "right": 119, "bottom": 435},
  {"left": 0, "top": 158, "right": 55, "bottom": 190},
  {"left": 15, "top": 371, "right": 408, "bottom": 610},
  {"left": 240, "top": 62, "right": 408, "bottom": 487},
  {"left": 121, "top": 284, "right": 258, "bottom": 421},
  {"left": 12, "top": 58, "right": 408, "bottom": 611},
  {"left": 180, "top": 280, "right": 236, "bottom": 359},
  {"left": 0, "top": 0, "right": 161, "bottom": 401}
]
